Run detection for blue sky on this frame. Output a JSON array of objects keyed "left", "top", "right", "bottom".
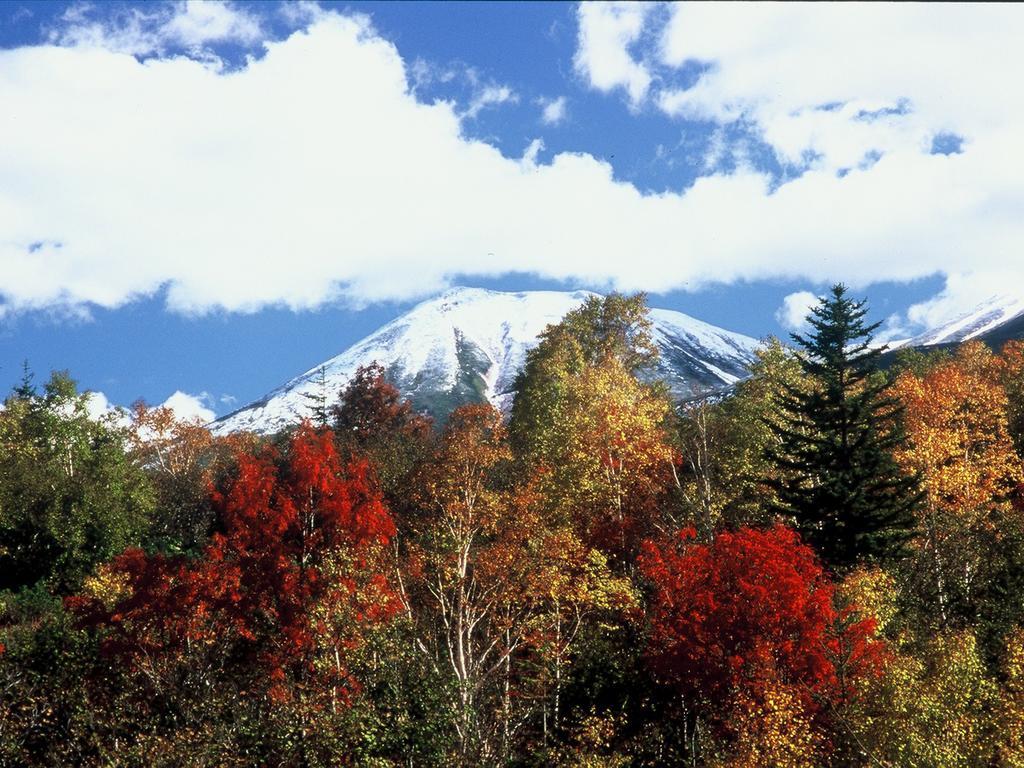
[{"left": 0, "top": 2, "right": 1018, "bottom": 418}]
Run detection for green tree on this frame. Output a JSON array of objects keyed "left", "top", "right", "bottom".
[
  {"left": 509, "top": 294, "right": 675, "bottom": 565},
  {"left": 674, "top": 338, "right": 805, "bottom": 535},
  {"left": 765, "top": 284, "right": 920, "bottom": 570},
  {"left": 300, "top": 365, "right": 331, "bottom": 429},
  {"left": 509, "top": 292, "right": 658, "bottom": 462},
  {"left": 0, "top": 370, "right": 153, "bottom": 593}
]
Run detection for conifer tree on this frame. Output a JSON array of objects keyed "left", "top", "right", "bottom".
[
  {"left": 766, "top": 284, "right": 920, "bottom": 570},
  {"left": 300, "top": 365, "right": 330, "bottom": 428}
]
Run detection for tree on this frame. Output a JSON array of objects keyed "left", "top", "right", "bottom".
[
  {"left": 510, "top": 292, "right": 658, "bottom": 461},
  {"left": 0, "top": 371, "right": 153, "bottom": 593},
  {"left": 554, "top": 358, "right": 677, "bottom": 563},
  {"left": 1001, "top": 340, "right": 1024, "bottom": 456},
  {"left": 640, "top": 524, "right": 883, "bottom": 763},
  {"left": 891, "top": 342, "right": 1024, "bottom": 630},
  {"left": 405, "top": 404, "right": 634, "bottom": 763},
  {"left": 299, "top": 365, "right": 331, "bottom": 429},
  {"left": 673, "top": 338, "right": 806, "bottom": 535},
  {"left": 848, "top": 630, "right": 999, "bottom": 768},
  {"left": 331, "top": 362, "right": 432, "bottom": 505},
  {"left": 127, "top": 401, "right": 227, "bottom": 553},
  {"left": 405, "top": 404, "right": 534, "bottom": 762},
  {"left": 766, "top": 284, "right": 921, "bottom": 570},
  {"left": 997, "top": 628, "right": 1024, "bottom": 766},
  {"left": 509, "top": 294, "right": 676, "bottom": 566},
  {"left": 68, "top": 424, "right": 400, "bottom": 764}
]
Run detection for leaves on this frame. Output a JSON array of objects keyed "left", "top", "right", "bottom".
[
  {"left": 765, "top": 284, "right": 921, "bottom": 569},
  {"left": 69, "top": 423, "right": 399, "bottom": 715},
  {"left": 640, "top": 523, "right": 885, "bottom": 759}
]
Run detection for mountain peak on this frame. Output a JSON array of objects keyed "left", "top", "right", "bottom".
[{"left": 212, "top": 288, "right": 760, "bottom": 435}]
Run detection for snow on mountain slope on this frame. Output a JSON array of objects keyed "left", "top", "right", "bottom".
[
  {"left": 902, "top": 295, "right": 1024, "bottom": 348},
  {"left": 212, "top": 287, "right": 761, "bottom": 435}
]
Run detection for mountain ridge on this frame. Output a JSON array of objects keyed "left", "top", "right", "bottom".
[{"left": 212, "top": 287, "right": 761, "bottom": 435}]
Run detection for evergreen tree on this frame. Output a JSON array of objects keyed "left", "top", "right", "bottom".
[
  {"left": 766, "top": 284, "right": 920, "bottom": 569},
  {"left": 299, "top": 365, "right": 330, "bottom": 428}
]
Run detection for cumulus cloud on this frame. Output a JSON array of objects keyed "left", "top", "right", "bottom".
[
  {"left": 573, "top": 2, "right": 1024, "bottom": 327},
  {"left": 83, "top": 390, "right": 130, "bottom": 425},
  {"left": 161, "top": 391, "right": 216, "bottom": 423},
  {"left": 574, "top": 2, "right": 653, "bottom": 105},
  {"left": 775, "top": 291, "right": 820, "bottom": 332},
  {"left": 0, "top": 5, "right": 1021, "bottom": 330},
  {"left": 653, "top": 4, "right": 1011, "bottom": 174},
  {"left": 539, "top": 95, "right": 568, "bottom": 126}
]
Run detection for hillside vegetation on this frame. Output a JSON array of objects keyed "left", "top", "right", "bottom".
[{"left": 3, "top": 289, "right": 1024, "bottom": 767}]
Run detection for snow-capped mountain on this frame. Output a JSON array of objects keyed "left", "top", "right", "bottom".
[
  {"left": 212, "top": 288, "right": 761, "bottom": 435},
  {"left": 893, "top": 295, "right": 1024, "bottom": 349}
]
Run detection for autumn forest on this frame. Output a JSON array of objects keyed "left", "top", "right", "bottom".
[{"left": 3, "top": 287, "right": 1024, "bottom": 767}]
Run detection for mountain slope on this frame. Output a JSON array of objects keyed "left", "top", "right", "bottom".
[
  {"left": 212, "top": 288, "right": 761, "bottom": 435},
  {"left": 894, "top": 295, "right": 1024, "bottom": 349}
]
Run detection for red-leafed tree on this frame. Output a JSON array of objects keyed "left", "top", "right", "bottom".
[
  {"left": 639, "top": 524, "right": 884, "bottom": 758},
  {"left": 331, "top": 363, "right": 433, "bottom": 512},
  {"left": 68, "top": 423, "right": 400, "bottom": 755}
]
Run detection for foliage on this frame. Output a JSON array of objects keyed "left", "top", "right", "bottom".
[
  {"left": 1002, "top": 340, "right": 1024, "bottom": 457},
  {"left": 641, "top": 524, "right": 881, "bottom": 712},
  {"left": 0, "top": 370, "right": 153, "bottom": 593},
  {"left": 3, "top": 297, "right": 1024, "bottom": 765},
  {"left": 406, "top": 403, "right": 636, "bottom": 763},
  {"left": 66, "top": 423, "right": 399, "bottom": 763},
  {"left": 331, "top": 362, "right": 433, "bottom": 507},
  {"left": 674, "top": 338, "right": 805, "bottom": 534},
  {"left": 127, "top": 400, "right": 236, "bottom": 553},
  {"left": 892, "top": 342, "right": 1024, "bottom": 633},
  {"left": 510, "top": 294, "right": 676, "bottom": 566},
  {"left": 766, "top": 284, "right": 921, "bottom": 570},
  {"left": 998, "top": 627, "right": 1024, "bottom": 766},
  {"left": 510, "top": 292, "right": 657, "bottom": 461},
  {"left": 849, "top": 630, "right": 999, "bottom": 767}
]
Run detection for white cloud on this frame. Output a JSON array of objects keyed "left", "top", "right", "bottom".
[
  {"left": 162, "top": 0, "right": 262, "bottom": 48},
  {"left": 653, "top": 4, "right": 1017, "bottom": 175},
  {"left": 0, "top": 6, "right": 1021, "bottom": 326},
  {"left": 574, "top": 2, "right": 653, "bottom": 105},
  {"left": 775, "top": 291, "right": 820, "bottom": 332},
  {"left": 161, "top": 391, "right": 216, "bottom": 423},
  {"left": 463, "top": 83, "right": 518, "bottom": 120},
  {"left": 48, "top": 0, "right": 263, "bottom": 57},
  {"left": 278, "top": 1, "right": 328, "bottom": 28},
  {"left": 521, "top": 138, "right": 545, "bottom": 168},
  {"left": 572, "top": 3, "right": 1024, "bottom": 323},
  {"left": 82, "top": 390, "right": 131, "bottom": 425},
  {"left": 539, "top": 95, "right": 568, "bottom": 126}
]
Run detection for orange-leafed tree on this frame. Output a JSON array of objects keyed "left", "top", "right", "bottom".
[
  {"left": 892, "top": 341, "right": 1024, "bottom": 627},
  {"left": 405, "top": 403, "right": 633, "bottom": 763},
  {"left": 69, "top": 423, "right": 400, "bottom": 761},
  {"left": 406, "top": 404, "right": 529, "bottom": 762},
  {"left": 128, "top": 401, "right": 224, "bottom": 551}
]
